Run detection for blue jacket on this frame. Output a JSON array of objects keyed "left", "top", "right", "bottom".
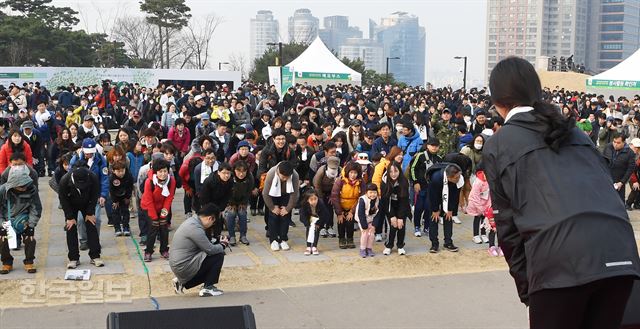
[
  {"left": 127, "top": 152, "right": 145, "bottom": 182},
  {"left": 70, "top": 152, "right": 109, "bottom": 198},
  {"left": 458, "top": 133, "right": 473, "bottom": 151},
  {"left": 32, "top": 111, "right": 56, "bottom": 141},
  {"left": 397, "top": 128, "right": 423, "bottom": 171},
  {"left": 371, "top": 136, "right": 397, "bottom": 156}
]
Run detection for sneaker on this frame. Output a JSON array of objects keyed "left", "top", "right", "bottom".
[
  {"left": 488, "top": 246, "right": 499, "bottom": 257},
  {"left": 430, "top": 245, "right": 439, "bottom": 253},
  {"left": 288, "top": 220, "right": 296, "bottom": 228},
  {"left": 140, "top": 236, "right": 147, "bottom": 245},
  {"left": 79, "top": 242, "right": 89, "bottom": 251},
  {"left": 199, "top": 285, "right": 224, "bottom": 297},
  {"left": 279, "top": 241, "right": 290, "bottom": 251},
  {"left": 250, "top": 209, "right": 257, "bottom": 216},
  {"left": 161, "top": 251, "right": 170, "bottom": 259},
  {"left": 481, "top": 235, "right": 489, "bottom": 243},
  {"left": 498, "top": 247, "right": 504, "bottom": 256},
  {"left": 414, "top": 227, "right": 422, "bottom": 237},
  {"left": 327, "top": 227, "right": 337, "bottom": 237},
  {"left": 270, "top": 241, "right": 280, "bottom": 251},
  {"left": 186, "top": 211, "right": 193, "bottom": 218},
  {"left": 239, "top": 236, "right": 250, "bottom": 245},
  {"left": 258, "top": 209, "right": 265, "bottom": 216},
  {"left": 472, "top": 236, "right": 483, "bottom": 244},
  {"left": 383, "top": 247, "right": 391, "bottom": 255},
  {"left": 172, "top": 277, "right": 184, "bottom": 294},
  {"left": 339, "top": 238, "right": 347, "bottom": 249},
  {"left": 359, "top": 249, "right": 367, "bottom": 258},
  {"left": 346, "top": 238, "right": 356, "bottom": 249},
  {"left": 398, "top": 248, "right": 406, "bottom": 255},
  {"left": 312, "top": 247, "right": 319, "bottom": 255},
  {"left": 229, "top": 236, "right": 237, "bottom": 246},
  {"left": 24, "top": 264, "right": 37, "bottom": 273},
  {"left": 123, "top": 229, "right": 131, "bottom": 237},
  {"left": 107, "top": 223, "right": 114, "bottom": 227},
  {"left": 320, "top": 228, "right": 328, "bottom": 237},
  {"left": 444, "top": 244, "right": 459, "bottom": 252},
  {"left": 452, "top": 216, "right": 462, "bottom": 224},
  {"left": 375, "top": 234, "right": 383, "bottom": 242},
  {"left": 130, "top": 212, "right": 136, "bottom": 218},
  {"left": 423, "top": 226, "right": 429, "bottom": 234},
  {"left": 366, "top": 248, "right": 375, "bottom": 257},
  {"left": 293, "top": 209, "right": 299, "bottom": 215},
  {"left": 144, "top": 253, "right": 152, "bottom": 262},
  {"left": 304, "top": 247, "right": 311, "bottom": 256},
  {"left": 66, "top": 260, "right": 79, "bottom": 269},
  {"left": 115, "top": 230, "right": 123, "bottom": 237},
  {"left": 0, "top": 264, "right": 12, "bottom": 274},
  {"left": 90, "top": 258, "right": 105, "bottom": 267}
]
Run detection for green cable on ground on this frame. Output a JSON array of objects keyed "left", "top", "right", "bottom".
[{"left": 129, "top": 234, "right": 160, "bottom": 310}]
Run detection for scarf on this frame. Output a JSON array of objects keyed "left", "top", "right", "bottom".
[
  {"left": 200, "top": 162, "right": 219, "bottom": 184},
  {"left": 152, "top": 174, "right": 171, "bottom": 197},
  {"left": 268, "top": 174, "right": 294, "bottom": 197},
  {"left": 442, "top": 167, "right": 464, "bottom": 213}
]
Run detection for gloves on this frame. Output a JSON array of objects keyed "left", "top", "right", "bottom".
[
  {"left": 159, "top": 219, "right": 168, "bottom": 227},
  {"left": 23, "top": 227, "right": 35, "bottom": 237},
  {"left": 151, "top": 220, "right": 160, "bottom": 227}
]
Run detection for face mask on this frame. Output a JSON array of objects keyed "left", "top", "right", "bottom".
[
  {"left": 237, "top": 134, "right": 245, "bottom": 140},
  {"left": 474, "top": 143, "right": 483, "bottom": 150},
  {"left": 100, "top": 128, "right": 106, "bottom": 134},
  {"left": 336, "top": 148, "right": 342, "bottom": 154},
  {"left": 53, "top": 100, "right": 58, "bottom": 105},
  {"left": 326, "top": 168, "right": 338, "bottom": 178},
  {"left": 395, "top": 125, "right": 403, "bottom": 131},
  {"left": 349, "top": 114, "right": 355, "bottom": 120},
  {"left": 377, "top": 110, "right": 383, "bottom": 116}
]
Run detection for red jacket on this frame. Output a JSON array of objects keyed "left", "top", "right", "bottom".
[
  {"left": 629, "top": 157, "right": 640, "bottom": 184},
  {"left": 94, "top": 88, "right": 117, "bottom": 110},
  {"left": 167, "top": 127, "right": 191, "bottom": 153},
  {"left": 141, "top": 172, "right": 177, "bottom": 221},
  {"left": 0, "top": 141, "right": 33, "bottom": 173}
]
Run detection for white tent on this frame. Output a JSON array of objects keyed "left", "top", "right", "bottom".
[
  {"left": 586, "top": 48, "right": 640, "bottom": 98},
  {"left": 285, "top": 37, "right": 362, "bottom": 86}
]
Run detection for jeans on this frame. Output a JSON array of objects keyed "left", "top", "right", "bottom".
[
  {"left": 529, "top": 276, "right": 634, "bottom": 329},
  {"left": 429, "top": 211, "right": 453, "bottom": 247},
  {"left": 1, "top": 234, "right": 36, "bottom": 265},
  {"left": 112, "top": 199, "right": 130, "bottom": 231},
  {"left": 78, "top": 203, "right": 102, "bottom": 245},
  {"left": 413, "top": 189, "right": 430, "bottom": 229},
  {"left": 224, "top": 206, "right": 248, "bottom": 237},
  {"left": 67, "top": 210, "right": 101, "bottom": 261},
  {"left": 267, "top": 211, "right": 291, "bottom": 243},
  {"left": 183, "top": 253, "right": 225, "bottom": 289}
]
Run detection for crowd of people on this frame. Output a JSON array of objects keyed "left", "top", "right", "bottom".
[{"left": 0, "top": 77, "right": 638, "bottom": 298}]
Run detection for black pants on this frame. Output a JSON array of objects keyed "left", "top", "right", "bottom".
[
  {"left": 145, "top": 214, "right": 169, "bottom": 254},
  {"left": 626, "top": 186, "right": 640, "bottom": 208},
  {"left": 250, "top": 193, "right": 264, "bottom": 211},
  {"left": 375, "top": 213, "right": 387, "bottom": 235},
  {"left": 137, "top": 198, "right": 149, "bottom": 238},
  {"left": 305, "top": 226, "right": 320, "bottom": 248},
  {"left": 429, "top": 211, "right": 453, "bottom": 247},
  {"left": 267, "top": 212, "right": 290, "bottom": 243},
  {"left": 617, "top": 185, "right": 626, "bottom": 202},
  {"left": 183, "top": 253, "right": 225, "bottom": 289},
  {"left": 67, "top": 210, "right": 101, "bottom": 261},
  {"left": 385, "top": 218, "right": 406, "bottom": 249},
  {"left": 1, "top": 235, "right": 36, "bottom": 265},
  {"left": 321, "top": 196, "right": 334, "bottom": 229},
  {"left": 529, "top": 276, "right": 634, "bottom": 329},
  {"left": 473, "top": 215, "right": 486, "bottom": 236},
  {"left": 337, "top": 219, "right": 354, "bottom": 240},
  {"left": 488, "top": 230, "right": 496, "bottom": 247},
  {"left": 112, "top": 200, "right": 130, "bottom": 231},
  {"left": 184, "top": 194, "right": 193, "bottom": 214}
]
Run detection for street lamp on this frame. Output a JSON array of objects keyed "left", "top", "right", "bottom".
[
  {"left": 218, "top": 62, "right": 230, "bottom": 70},
  {"left": 454, "top": 56, "right": 468, "bottom": 90},
  {"left": 386, "top": 56, "right": 400, "bottom": 85}
]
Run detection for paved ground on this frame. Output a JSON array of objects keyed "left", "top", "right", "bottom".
[{"left": 0, "top": 270, "right": 529, "bottom": 329}]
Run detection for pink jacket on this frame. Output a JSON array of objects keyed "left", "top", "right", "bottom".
[
  {"left": 167, "top": 127, "right": 191, "bottom": 153},
  {"left": 466, "top": 178, "right": 491, "bottom": 216}
]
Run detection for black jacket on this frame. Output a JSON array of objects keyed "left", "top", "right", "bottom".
[
  {"left": 109, "top": 170, "right": 134, "bottom": 201},
  {"left": 299, "top": 198, "right": 331, "bottom": 227},
  {"left": 427, "top": 167, "right": 461, "bottom": 213},
  {"left": 483, "top": 111, "right": 640, "bottom": 305},
  {"left": 602, "top": 143, "right": 636, "bottom": 184},
  {"left": 200, "top": 173, "right": 234, "bottom": 210},
  {"left": 58, "top": 167, "right": 100, "bottom": 219}
]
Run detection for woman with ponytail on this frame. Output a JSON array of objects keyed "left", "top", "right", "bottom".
[{"left": 483, "top": 56, "right": 640, "bottom": 328}]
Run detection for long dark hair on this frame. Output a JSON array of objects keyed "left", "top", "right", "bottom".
[
  {"left": 382, "top": 161, "right": 408, "bottom": 199},
  {"left": 8, "top": 128, "right": 24, "bottom": 152},
  {"left": 489, "top": 57, "right": 575, "bottom": 152}
]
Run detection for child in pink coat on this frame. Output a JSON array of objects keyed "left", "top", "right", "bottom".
[{"left": 466, "top": 164, "right": 491, "bottom": 245}]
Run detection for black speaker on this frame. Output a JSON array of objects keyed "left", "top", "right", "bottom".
[
  {"left": 622, "top": 280, "right": 640, "bottom": 329},
  {"left": 107, "top": 305, "right": 256, "bottom": 329}
]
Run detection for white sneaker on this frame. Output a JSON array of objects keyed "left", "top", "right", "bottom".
[
  {"left": 270, "top": 240, "right": 280, "bottom": 251},
  {"left": 327, "top": 227, "right": 337, "bottom": 237},
  {"left": 383, "top": 247, "right": 391, "bottom": 255},
  {"left": 199, "top": 286, "right": 223, "bottom": 297},
  {"left": 481, "top": 235, "right": 489, "bottom": 243},
  {"left": 398, "top": 248, "right": 406, "bottom": 255},
  {"left": 66, "top": 260, "right": 79, "bottom": 269},
  {"left": 319, "top": 228, "right": 328, "bottom": 237},
  {"left": 280, "top": 241, "right": 290, "bottom": 251},
  {"left": 414, "top": 228, "right": 422, "bottom": 237},
  {"left": 452, "top": 216, "right": 461, "bottom": 224},
  {"left": 375, "top": 234, "right": 383, "bottom": 242},
  {"left": 472, "top": 235, "right": 483, "bottom": 244}
]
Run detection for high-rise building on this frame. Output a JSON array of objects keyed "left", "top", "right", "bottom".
[
  {"left": 369, "top": 12, "right": 426, "bottom": 86},
  {"left": 586, "top": 0, "right": 640, "bottom": 74},
  {"left": 319, "top": 16, "right": 363, "bottom": 52},
  {"left": 339, "top": 38, "right": 385, "bottom": 73},
  {"left": 485, "top": 0, "right": 589, "bottom": 78},
  {"left": 288, "top": 9, "right": 319, "bottom": 44},
  {"left": 250, "top": 10, "right": 279, "bottom": 62}
]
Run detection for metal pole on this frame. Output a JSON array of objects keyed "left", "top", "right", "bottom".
[
  {"left": 279, "top": 42, "right": 283, "bottom": 93},
  {"left": 219, "top": 62, "right": 221, "bottom": 70},
  {"left": 386, "top": 57, "right": 389, "bottom": 85},
  {"left": 463, "top": 57, "right": 467, "bottom": 90}
]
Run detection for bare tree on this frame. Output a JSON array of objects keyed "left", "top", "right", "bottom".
[
  {"left": 113, "top": 16, "right": 162, "bottom": 68},
  {"left": 182, "top": 14, "right": 223, "bottom": 69},
  {"left": 228, "top": 52, "right": 248, "bottom": 79}
]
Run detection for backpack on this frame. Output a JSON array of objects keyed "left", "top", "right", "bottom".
[
  {"left": 186, "top": 156, "right": 204, "bottom": 189},
  {"left": 425, "top": 162, "right": 454, "bottom": 185}
]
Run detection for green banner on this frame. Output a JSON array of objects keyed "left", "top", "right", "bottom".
[
  {"left": 298, "top": 72, "right": 351, "bottom": 80},
  {"left": 0, "top": 72, "right": 47, "bottom": 79},
  {"left": 587, "top": 79, "right": 640, "bottom": 89},
  {"left": 281, "top": 66, "right": 294, "bottom": 96}
]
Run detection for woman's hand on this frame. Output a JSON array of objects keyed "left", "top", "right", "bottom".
[{"left": 431, "top": 211, "right": 439, "bottom": 221}]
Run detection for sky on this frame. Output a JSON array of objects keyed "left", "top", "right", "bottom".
[{"left": 52, "top": 0, "right": 488, "bottom": 87}]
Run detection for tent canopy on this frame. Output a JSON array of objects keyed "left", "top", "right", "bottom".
[
  {"left": 587, "top": 48, "right": 640, "bottom": 97},
  {"left": 285, "top": 37, "right": 362, "bottom": 85}
]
